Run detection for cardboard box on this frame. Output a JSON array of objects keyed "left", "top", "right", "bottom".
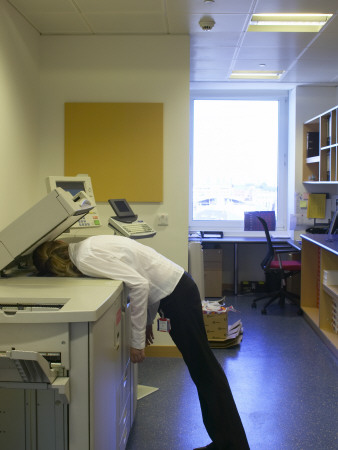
[
  {"left": 209, "top": 320, "right": 243, "bottom": 348},
  {"left": 204, "top": 249, "right": 223, "bottom": 297},
  {"left": 203, "top": 310, "right": 228, "bottom": 340}
]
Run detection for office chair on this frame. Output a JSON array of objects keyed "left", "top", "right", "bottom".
[{"left": 251, "top": 216, "right": 302, "bottom": 315}]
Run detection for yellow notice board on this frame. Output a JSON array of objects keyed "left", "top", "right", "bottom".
[
  {"left": 64, "top": 103, "right": 163, "bottom": 202},
  {"left": 307, "top": 193, "right": 326, "bottom": 219}
]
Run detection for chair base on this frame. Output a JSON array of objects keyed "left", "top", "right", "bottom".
[{"left": 251, "top": 288, "right": 303, "bottom": 315}]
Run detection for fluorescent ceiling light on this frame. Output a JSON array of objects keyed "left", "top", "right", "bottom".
[
  {"left": 230, "top": 71, "right": 284, "bottom": 80},
  {"left": 248, "top": 14, "right": 332, "bottom": 32}
]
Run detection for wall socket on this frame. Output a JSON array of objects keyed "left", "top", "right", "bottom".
[{"left": 157, "top": 213, "right": 169, "bottom": 226}]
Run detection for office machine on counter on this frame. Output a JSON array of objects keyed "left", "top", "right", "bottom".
[
  {"left": 46, "top": 176, "right": 155, "bottom": 240},
  {"left": 46, "top": 174, "right": 102, "bottom": 228},
  {"left": 108, "top": 198, "right": 156, "bottom": 239},
  {"left": 0, "top": 189, "right": 136, "bottom": 450}
]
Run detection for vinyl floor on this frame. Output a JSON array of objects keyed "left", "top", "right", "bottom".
[{"left": 126, "top": 295, "right": 338, "bottom": 450}]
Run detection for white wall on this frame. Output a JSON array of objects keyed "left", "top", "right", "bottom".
[
  {"left": 0, "top": 0, "right": 40, "bottom": 228},
  {"left": 38, "top": 35, "right": 190, "bottom": 270}
]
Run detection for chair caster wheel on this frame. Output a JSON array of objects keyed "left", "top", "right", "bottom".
[
  {"left": 251, "top": 303, "right": 257, "bottom": 309},
  {"left": 261, "top": 309, "right": 267, "bottom": 315}
]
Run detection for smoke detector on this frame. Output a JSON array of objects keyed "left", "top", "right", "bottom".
[{"left": 199, "top": 16, "right": 215, "bottom": 31}]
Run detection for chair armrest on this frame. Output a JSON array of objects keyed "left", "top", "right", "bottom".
[{"left": 273, "top": 245, "right": 300, "bottom": 255}]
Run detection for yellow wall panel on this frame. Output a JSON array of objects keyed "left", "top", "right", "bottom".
[{"left": 64, "top": 103, "right": 163, "bottom": 202}]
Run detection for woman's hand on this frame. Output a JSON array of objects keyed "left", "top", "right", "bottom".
[
  {"left": 145, "top": 324, "right": 154, "bottom": 346},
  {"left": 130, "top": 347, "right": 145, "bottom": 364}
]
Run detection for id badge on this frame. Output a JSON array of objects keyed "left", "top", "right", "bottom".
[{"left": 157, "top": 317, "right": 171, "bottom": 332}]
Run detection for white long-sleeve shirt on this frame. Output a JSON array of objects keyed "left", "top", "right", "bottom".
[{"left": 68, "top": 235, "right": 184, "bottom": 349}]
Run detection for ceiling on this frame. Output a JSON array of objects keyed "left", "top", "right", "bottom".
[{"left": 7, "top": 0, "right": 338, "bottom": 86}]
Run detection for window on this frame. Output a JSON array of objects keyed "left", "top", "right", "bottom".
[{"left": 189, "top": 92, "right": 289, "bottom": 232}]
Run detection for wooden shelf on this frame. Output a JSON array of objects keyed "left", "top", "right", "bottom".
[
  {"left": 323, "top": 283, "right": 338, "bottom": 302},
  {"left": 303, "top": 105, "right": 338, "bottom": 183},
  {"left": 302, "top": 306, "right": 319, "bottom": 327},
  {"left": 306, "top": 156, "right": 320, "bottom": 164},
  {"left": 321, "top": 328, "right": 338, "bottom": 349},
  {"left": 303, "top": 181, "right": 338, "bottom": 185},
  {"left": 300, "top": 237, "right": 337, "bottom": 356}
]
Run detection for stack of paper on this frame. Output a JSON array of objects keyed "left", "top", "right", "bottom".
[{"left": 207, "top": 320, "right": 243, "bottom": 348}]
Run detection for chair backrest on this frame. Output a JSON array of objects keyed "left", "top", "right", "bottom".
[{"left": 257, "top": 216, "right": 275, "bottom": 270}]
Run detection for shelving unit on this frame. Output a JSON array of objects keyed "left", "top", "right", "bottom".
[
  {"left": 303, "top": 105, "right": 338, "bottom": 184},
  {"left": 300, "top": 235, "right": 338, "bottom": 356},
  {"left": 322, "top": 269, "right": 338, "bottom": 336}
]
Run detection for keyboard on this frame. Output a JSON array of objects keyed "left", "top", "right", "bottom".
[{"left": 108, "top": 218, "right": 156, "bottom": 239}]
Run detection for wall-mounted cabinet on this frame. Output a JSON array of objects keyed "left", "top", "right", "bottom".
[{"left": 303, "top": 106, "right": 338, "bottom": 184}]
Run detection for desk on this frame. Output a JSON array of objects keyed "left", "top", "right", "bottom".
[
  {"left": 300, "top": 233, "right": 338, "bottom": 356},
  {"left": 190, "top": 236, "right": 300, "bottom": 295}
]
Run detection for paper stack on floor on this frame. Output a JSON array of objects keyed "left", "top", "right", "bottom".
[
  {"left": 202, "top": 300, "right": 243, "bottom": 348},
  {"left": 208, "top": 320, "right": 243, "bottom": 348}
]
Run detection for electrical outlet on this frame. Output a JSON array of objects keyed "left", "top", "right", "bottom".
[{"left": 158, "top": 213, "right": 169, "bottom": 226}]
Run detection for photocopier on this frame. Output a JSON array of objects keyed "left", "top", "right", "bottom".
[{"left": 0, "top": 188, "right": 136, "bottom": 450}]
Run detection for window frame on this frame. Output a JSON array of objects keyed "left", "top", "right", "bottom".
[{"left": 189, "top": 90, "right": 289, "bottom": 233}]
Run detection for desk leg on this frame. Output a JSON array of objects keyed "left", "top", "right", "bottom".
[{"left": 234, "top": 243, "right": 238, "bottom": 295}]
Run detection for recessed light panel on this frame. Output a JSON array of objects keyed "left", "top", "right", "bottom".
[
  {"left": 230, "top": 71, "right": 284, "bottom": 80},
  {"left": 248, "top": 14, "right": 333, "bottom": 32}
]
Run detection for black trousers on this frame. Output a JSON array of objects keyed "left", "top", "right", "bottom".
[{"left": 159, "top": 273, "right": 250, "bottom": 450}]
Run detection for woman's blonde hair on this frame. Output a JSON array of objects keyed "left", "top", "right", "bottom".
[{"left": 33, "top": 240, "right": 81, "bottom": 277}]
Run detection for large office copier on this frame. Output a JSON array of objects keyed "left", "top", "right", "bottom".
[{"left": 0, "top": 188, "right": 136, "bottom": 450}]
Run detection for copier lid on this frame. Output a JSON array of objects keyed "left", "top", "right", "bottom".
[{"left": 0, "top": 188, "right": 93, "bottom": 271}]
